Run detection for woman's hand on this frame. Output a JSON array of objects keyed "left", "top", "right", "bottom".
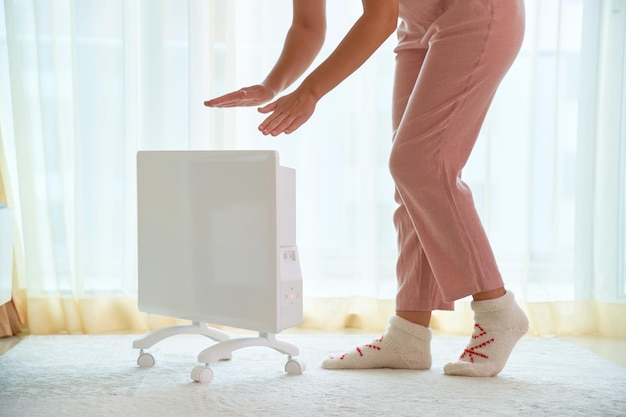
[
  {"left": 257, "top": 88, "right": 317, "bottom": 136},
  {"left": 204, "top": 84, "right": 275, "bottom": 108}
]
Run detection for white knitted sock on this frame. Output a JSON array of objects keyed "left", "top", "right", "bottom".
[
  {"left": 321, "top": 315, "right": 432, "bottom": 370},
  {"left": 444, "top": 291, "right": 529, "bottom": 377}
]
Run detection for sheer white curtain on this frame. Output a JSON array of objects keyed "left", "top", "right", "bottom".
[{"left": 0, "top": 0, "right": 624, "bottom": 335}]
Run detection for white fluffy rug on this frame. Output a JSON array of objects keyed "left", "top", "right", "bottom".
[{"left": 1, "top": 333, "right": 625, "bottom": 417}]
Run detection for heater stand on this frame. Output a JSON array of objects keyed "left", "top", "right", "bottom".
[{"left": 132, "top": 322, "right": 304, "bottom": 383}]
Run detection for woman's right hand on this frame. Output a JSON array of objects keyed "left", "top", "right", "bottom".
[{"left": 204, "top": 84, "right": 275, "bottom": 108}]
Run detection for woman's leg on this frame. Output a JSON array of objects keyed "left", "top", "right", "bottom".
[
  {"left": 389, "top": 0, "right": 525, "bottom": 302},
  {"left": 393, "top": 14, "right": 455, "bottom": 322},
  {"left": 323, "top": 0, "right": 528, "bottom": 374},
  {"left": 389, "top": 0, "right": 528, "bottom": 377},
  {"left": 321, "top": 7, "right": 445, "bottom": 371}
]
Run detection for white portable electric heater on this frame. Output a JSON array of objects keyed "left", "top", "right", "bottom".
[{"left": 132, "top": 150, "right": 305, "bottom": 383}]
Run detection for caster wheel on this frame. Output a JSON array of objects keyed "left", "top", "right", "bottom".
[
  {"left": 191, "top": 366, "right": 214, "bottom": 383},
  {"left": 285, "top": 358, "right": 306, "bottom": 375},
  {"left": 137, "top": 353, "right": 155, "bottom": 368}
]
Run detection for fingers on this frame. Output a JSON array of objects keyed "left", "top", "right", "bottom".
[
  {"left": 258, "top": 106, "right": 310, "bottom": 136},
  {"left": 204, "top": 89, "right": 248, "bottom": 107},
  {"left": 257, "top": 101, "right": 276, "bottom": 114},
  {"left": 204, "top": 86, "right": 267, "bottom": 107},
  {"left": 258, "top": 105, "right": 294, "bottom": 135},
  {"left": 259, "top": 115, "right": 299, "bottom": 136},
  {"left": 257, "top": 102, "right": 286, "bottom": 135}
]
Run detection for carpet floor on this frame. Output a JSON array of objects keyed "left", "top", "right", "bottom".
[{"left": 0, "top": 333, "right": 625, "bottom": 417}]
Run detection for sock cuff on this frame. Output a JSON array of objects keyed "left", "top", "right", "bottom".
[
  {"left": 471, "top": 291, "right": 516, "bottom": 313},
  {"left": 390, "top": 315, "right": 432, "bottom": 340}
]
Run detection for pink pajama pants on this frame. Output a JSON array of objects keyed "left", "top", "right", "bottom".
[{"left": 390, "top": 0, "right": 525, "bottom": 311}]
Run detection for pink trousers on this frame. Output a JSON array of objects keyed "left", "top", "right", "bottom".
[{"left": 390, "top": 0, "right": 525, "bottom": 311}]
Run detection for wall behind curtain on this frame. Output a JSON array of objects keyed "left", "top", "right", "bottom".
[{"left": 0, "top": 0, "right": 624, "bottom": 335}]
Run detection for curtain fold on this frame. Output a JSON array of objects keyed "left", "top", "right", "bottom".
[
  {"left": 0, "top": 0, "right": 624, "bottom": 336},
  {"left": 0, "top": 301, "right": 21, "bottom": 337},
  {"left": 0, "top": 124, "right": 23, "bottom": 337}
]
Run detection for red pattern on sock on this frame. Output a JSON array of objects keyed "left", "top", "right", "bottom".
[
  {"left": 472, "top": 324, "right": 487, "bottom": 339},
  {"left": 460, "top": 323, "right": 495, "bottom": 363},
  {"left": 329, "top": 336, "right": 386, "bottom": 360}
]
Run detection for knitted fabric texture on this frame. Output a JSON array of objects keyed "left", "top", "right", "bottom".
[
  {"left": 444, "top": 291, "right": 529, "bottom": 377},
  {"left": 321, "top": 315, "right": 432, "bottom": 370}
]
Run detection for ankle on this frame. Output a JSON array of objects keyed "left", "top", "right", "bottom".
[
  {"left": 472, "top": 287, "right": 506, "bottom": 302},
  {"left": 396, "top": 311, "right": 431, "bottom": 328}
]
